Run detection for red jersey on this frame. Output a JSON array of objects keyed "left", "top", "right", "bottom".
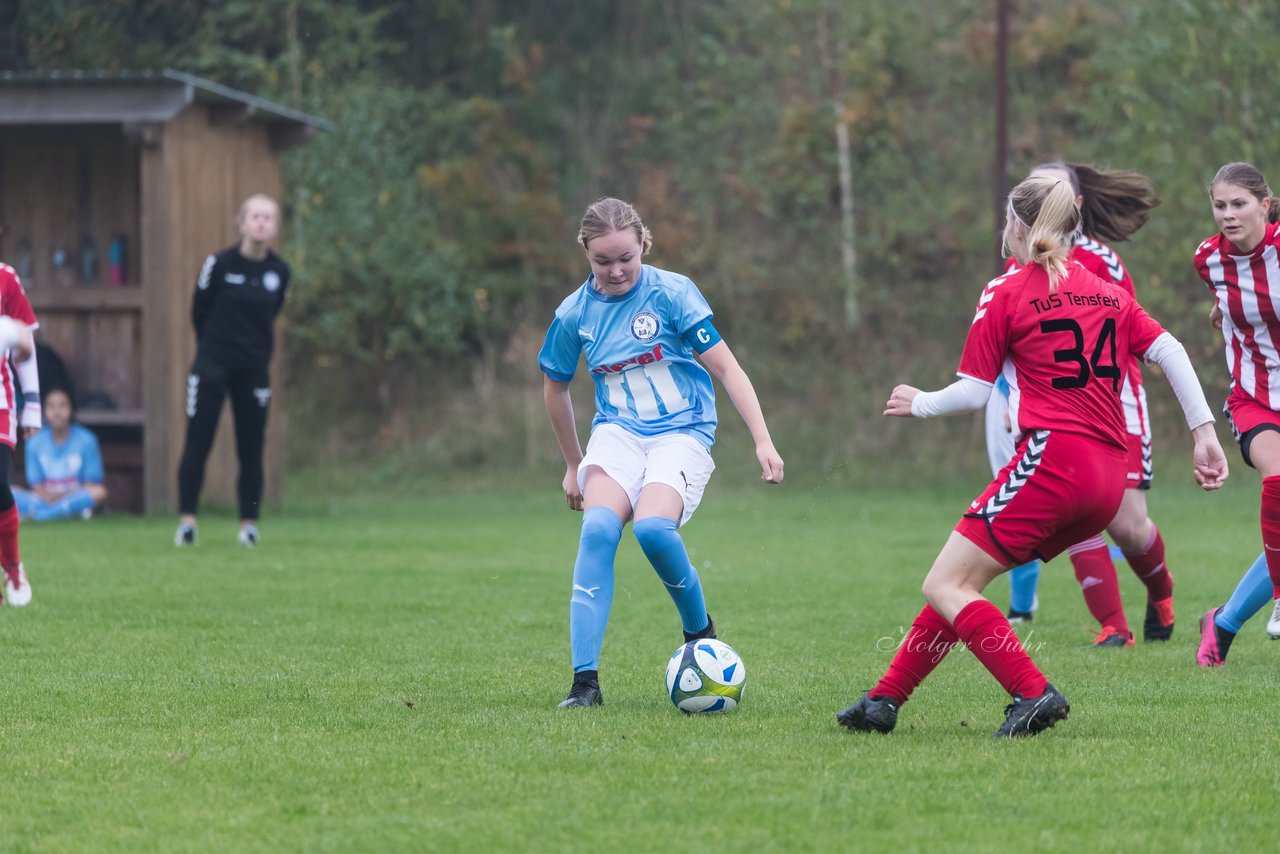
[
  {"left": 1194, "top": 220, "right": 1280, "bottom": 410},
  {"left": 1006, "top": 236, "right": 1149, "bottom": 438},
  {"left": 0, "top": 264, "right": 36, "bottom": 413},
  {"left": 960, "top": 260, "right": 1165, "bottom": 450}
]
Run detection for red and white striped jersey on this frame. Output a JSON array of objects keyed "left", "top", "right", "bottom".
[
  {"left": 1007, "top": 235, "right": 1149, "bottom": 439},
  {"left": 0, "top": 264, "right": 36, "bottom": 412},
  {"left": 1195, "top": 221, "right": 1280, "bottom": 410},
  {"left": 961, "top": 261, "right": 1166, "bottom": 451}
]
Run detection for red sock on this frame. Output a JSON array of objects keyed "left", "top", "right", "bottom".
[
  {"left": 953, "top": 599, "right": 1047, "bottom": 699},
  {"left": 1261, "top": 477, "right": 1280, "bottom": 599},
  {"left": 871, "top": 605, "right": 959, "bottom": 704},
  {"left": 0, "top": 503, "right": 20, "bottom": 569},
  {"left": 1068, "top": 536, "right": 1128, "bottom": 632},
  {"left": 1122, "top": 524, "right": 1172, "bottom": 601}
]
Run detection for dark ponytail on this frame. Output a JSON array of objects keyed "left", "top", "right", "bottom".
[{"left": 1069, "top": 162, "right": 1160, "bottom": 242}]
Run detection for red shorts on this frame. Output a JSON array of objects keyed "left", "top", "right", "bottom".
[
  {"left": 1123, "top": 432, "right": 1152, "bottom": 490},
  {"left": 1225, "top": 386, "right": 1280, "bottom": 468},
  {"left": 0, "top": 408, "right": 13, "bottom": 449},
  {"left": 957, "top": 430, "right": 1126, "bottom": 566}
]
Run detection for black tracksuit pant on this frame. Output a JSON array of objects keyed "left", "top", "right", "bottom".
[{"left": 176, "top": 359, "right": 271, "bottom": 519}]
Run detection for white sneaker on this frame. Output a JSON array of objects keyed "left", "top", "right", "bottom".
[
  {"left": 237, "top": 525, "right": 259, "bottom": 547},
  {"left": 1267, "top": 599, "right": 1280, "bottom": 640},
  {"left": 174, "top": 523, "right": 197, "bottom": 547},
  {"left": 4, "top": 563, "right": 31, "bottom": 607}
]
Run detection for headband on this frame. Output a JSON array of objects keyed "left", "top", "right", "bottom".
[{"left": 1007, "top": 200, "right": 1029, "bottom": 229}]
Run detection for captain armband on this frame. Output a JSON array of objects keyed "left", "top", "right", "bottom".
[{"left": 685, "top": 318, "right": 722, "bottom": 354}]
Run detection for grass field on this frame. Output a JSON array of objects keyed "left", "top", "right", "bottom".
[{"left": 1, "top": 472, "right": 1277, "bottom": 851}]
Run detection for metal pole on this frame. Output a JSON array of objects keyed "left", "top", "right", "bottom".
[{"left": 994, "top": 0, "right": 1009, "bottom": 275}]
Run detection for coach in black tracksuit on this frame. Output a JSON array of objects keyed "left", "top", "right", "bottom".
[{"left": 175, "top": 194, "right": 290, "bottom": 548}]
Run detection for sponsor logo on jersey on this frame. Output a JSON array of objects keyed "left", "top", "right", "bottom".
[
  {"left": 590, "top": 343, "right": 664, "bottom": 375},
  {"left": 263, "top": 271, "right": 282, "bottom": 293},
  {"left": 630, "top": 311, "right": 660, "bottom": 341},
  {"left": 225, "top": 273, "right": 247, "bottom": 285}
]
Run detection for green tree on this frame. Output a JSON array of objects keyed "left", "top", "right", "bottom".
[
  {"left": 1073, "top": 0, "right": 1280, "bottom": 355},
  {"left": 284, "top": 78, "right": 564, "bottom": 414}
]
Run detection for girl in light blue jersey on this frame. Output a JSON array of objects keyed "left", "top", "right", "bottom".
[
  {"left": 540, "top": 197, "right": 784, "bottom": 708},
  {"left": 13, "top": 388, "right": 107, "bottom": 521}
]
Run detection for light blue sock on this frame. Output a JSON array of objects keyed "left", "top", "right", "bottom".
[
  {"left": 633, "top": 516, "right": 708, "bottom": 635},
  {"left": 569, "top": 507, "right": 623, "bottom": 673},
  {"left": 31, "top": 489, "right": 96, "bottom": 522},
  {"left": 1008, "top": 560, "right": 1040, "bottom": 614},
  {"left": 1215, "top": 552, "right": 1271, "bottom": 634}
]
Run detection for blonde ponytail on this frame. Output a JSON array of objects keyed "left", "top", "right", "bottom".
[{"left": 1003, "top": 177, "right": 1081, "bottom": 292}]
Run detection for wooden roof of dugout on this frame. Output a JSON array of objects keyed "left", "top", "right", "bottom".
[{"left": 0, "top": 68, "right": 332, "bottom": 147}]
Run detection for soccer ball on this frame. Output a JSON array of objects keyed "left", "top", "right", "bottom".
[{"left": 665, "top": 638, "right": 745, "bottom": 714}]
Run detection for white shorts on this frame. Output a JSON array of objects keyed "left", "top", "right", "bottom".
[
  {"left": 577, "top": 423, "right": 716, "bottom": 526},
  {"left": 984, "top": 390, "right": 1018, "bottom": 477}
]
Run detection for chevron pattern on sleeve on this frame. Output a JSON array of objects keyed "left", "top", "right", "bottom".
[{"left": 1074, "top": 236, "right": 1126, "bottom": 283}]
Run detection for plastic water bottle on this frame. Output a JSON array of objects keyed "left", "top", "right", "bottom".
[{"left": 109, "top": 235, "right": 127, "bottom": 286}]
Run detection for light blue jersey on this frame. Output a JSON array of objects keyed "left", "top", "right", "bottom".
[
  {"left": 539, "top": 265, "right": 721, "bottom": 448},
  {"left": 25, "top": 424, "right": 104, "bottom": 494}
]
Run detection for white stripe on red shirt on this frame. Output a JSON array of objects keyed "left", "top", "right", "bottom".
[
  {"left": 1195, "top": 221, "right": 1280, "bottom": 410},
  {"left": 0, "top": 264, "right": 38, "bottom": 412}
]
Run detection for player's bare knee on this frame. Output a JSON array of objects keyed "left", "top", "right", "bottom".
[
  {"left": 920, "top": 573, "right": 950, "bottom": 605},
  {"left": 1109, "top": 516, "right": 1152, "bottom": 553}
]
